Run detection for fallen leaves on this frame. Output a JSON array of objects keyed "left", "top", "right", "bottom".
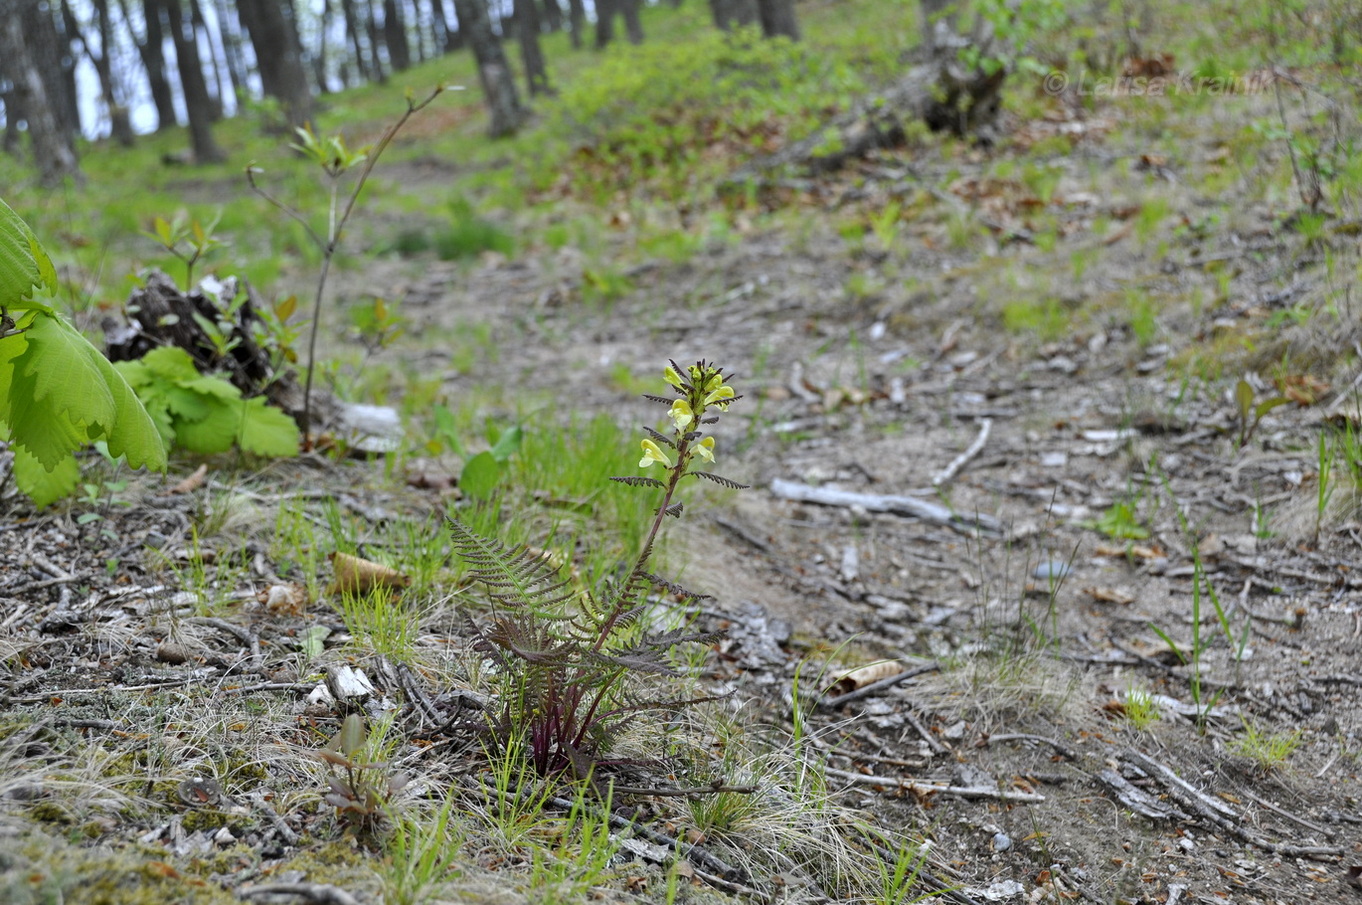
[{"left": 328, "top": 552, "right": 411, "bottom": 595}]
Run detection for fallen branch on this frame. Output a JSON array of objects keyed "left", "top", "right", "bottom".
[
  {"left": 1122, "top": 749, "right": 1343, "bottom": 860},
  {"left": 823, "top": 766, "right": 1045, "bottom": 803},
  {"left": 932, "top": 418, "right": 991, "bottom": 488},
  {"left": 238, "top": 882, "right": 360, "bottom": 905},
  {"left": 770, "top": 479, "right": 1003, "bottom": 537}
]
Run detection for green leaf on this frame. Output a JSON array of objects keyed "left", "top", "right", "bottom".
[
  {"left": 12, "top": 445, "right": 80, "bottom": 508},
  {"left": 172, "top": 400, "right": 243, "bottom": 454},
  {"left": 460, "top": 451, "right": 502, "bottom": 499},
  {"left": 0, "top": 197, "right": 58, "bottom": 309},
  {"left": 1234, "top": 378, "right": 1254, "bottom": 419},
  {"left": 237, "top": 397, "right": 301, "bottom": 456},
  {"left": 339, "top": 713, "right": 366, "bottom": 757},
  {"left": 489, "top": 424, "right": 523, "bottom": 463}
]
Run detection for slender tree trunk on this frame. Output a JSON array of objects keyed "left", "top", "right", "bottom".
[
  {"left": 756, "top": 0, "right": 798, "bottom": 39},
  {"left": 123, "top": 0, "right": 179, "bottom": 128},
  {"left": 566, "top": 0, "right": 584, "bottom": 48},
  {"left": 514, "top": 0, "right": 551, "bottom": 96},
  {"left": 539, "top": 0, "right": 561, "bottom": 33},
  {"left": 48, "top": 2, "right": 83, "bottom": 139},
  {"left": 382, "top": 0, "right": 411, "bottom": 69},
  {"left": 236, "top": 0, "right": 315, "bottom": 128},
  {"left": 214, "top": 0, "right": 249, "bottom": 102},
  {"left": 314, "top": 0, "right": 332, "bottom": 91},
  {"left": 363, "top": 0, "right": 388, "bottom": 81},
  {"left": 709, "top": 0, "right": 756, "bottom": 31},
  {"left": 340, "top": 0, "right": 374, "bottom": 82},
  {"left": 594, "top": 0, "right": 615, "bottom": 48},
  {"left": 0, "top": 0, "right": 83, "bottom": 185},
  {"left": 187, "top": 0, "right": 224, "bottom": 118},
  {"left": 86, "top": 0, "right": 137, "bottom": 145},
  {"left": 165, "top": 0, "right": 226, "bottom": 162},
  {"left": 452, "top": 0, "right": 526, "bottom": 138},
  {"left": 619, "top": 0, "right": 642, "bottom": 43}
]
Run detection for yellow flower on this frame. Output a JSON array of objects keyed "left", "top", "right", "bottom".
[
  {"left": 703, "top": 384, "right": 735, "bottom": 409},
  {"left": 664, "top": 365, "right": 684, "bottom": 388},
  {"left": 695, "top": 436, "right": 716, "bottom": 463},
  {"left": 639, "top": 439, "right": 672, "bottom": 468},
  {"left": 668, "top": 399, "right": 693, "bottom": 431}
]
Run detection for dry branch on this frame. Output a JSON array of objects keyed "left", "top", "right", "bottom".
[{"left": 770, "top": 479, "right": 1004, "bottom": 537}]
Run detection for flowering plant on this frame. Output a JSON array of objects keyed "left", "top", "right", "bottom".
[{"left": 450, "top": 359, "right": 746, "bottom": 777}]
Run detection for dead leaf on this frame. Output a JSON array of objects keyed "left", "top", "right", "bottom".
[
  {"left": 831, "top": 660, "right": 903, "bottom": 693},
  {"left": 1085, "top": 586, "right": 1135, "bottom": 605},
  {"left": 1276, "top": 373, "right": 1330, "bottom": 406},
  {"left": 260, "top": 583, "right": 308, "bottom": 616},
  {"left": 328, "top": 552, "right": 411, "bottom": 594},
  {"left": 169, "top": 464, "right": 209, "bottom": 494}
]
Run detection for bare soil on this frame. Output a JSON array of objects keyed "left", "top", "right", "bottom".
[{"left": 5, "top": 106, "right": 1362, "bottom": 904}]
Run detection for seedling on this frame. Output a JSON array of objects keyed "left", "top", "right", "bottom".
[
  {"left": 141, "top": 212, "right": 223, "bottom": 289},
  {"left": 317, "top": 713, "right": 409, "bottom": 837},
  {"left": 247, "top": 87, "right": 446, "bottom": 442},
  {"left": 1233, "top": 377, "right": 1289, "bottom": 449}
]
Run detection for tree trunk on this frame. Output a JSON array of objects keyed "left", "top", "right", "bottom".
[
  {"left": 123, "top": 0, "right": 179, "bottom": 128},
  {"left": 165, "top": 0, "right": 226, "bottom": 162},
  {"left": 313, "top": 0, "right": 333, "bottom": 91},
  {"left": 214, "top": 0, "right": 250, "bottom": 102},
  {"left": 619, "top": 0, "right": 643, "bottom": 43},
  {"left": 85, "top": 0, "right": 137, "bottom": 145},
  {"left": 709, "top": 0, "right": 756, "bottom": 31},
  {"left": 187, "top": 0, "right": 224, "bottom": 119},
  {"left": 0, "top": 0, "right": 83, "bottom": 185},
  {"left": 452, "top": 0, "right": 526, "bottom": 138},
  {"left": 236, "top": 0, "right": 315, "bottom": 129},
  {"left": 756, "top": 0, "right": 798, "bottom": 40},
  {"left": 340, "top": 0, "right": 375, "bottom": 82},
  {"left": 594, "top": 0, "right": 615, "bottom": 48},
  {"left": 363, "top": 0, "right": 388, "bottom": 81},
  {"left": 48, "top": 1, "right": 83, "bottom": 139},
  {"left": 382, "top": 0, "right": 411, "bottom": 70},
  {"left": 514, "top": 0, "right": 551, "bottom": 96},
  {"left": 539, "top": 0, "right": 561, "bottom": 33},
  {"left": 566, "top": 0, "right": 584, "bottom": 48}
]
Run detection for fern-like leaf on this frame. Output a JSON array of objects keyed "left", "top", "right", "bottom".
[
  {"left": 691, "top": 471, "right": 749, "bottom": 489},
  {"left": 639, "top": 571, "right": 712, "bottom": 602},
  {"left": 641, "top": 393, "right": 676, "bottom": 403},
  {"left": 448, "top": 517, "right": 577, "bottom": 610},
  {"left": 664, "top": 502, "right": 683, "bottom": 518},
  {"left": 609, "top": 475, "right": 665, "bottom": 488},
  {"left": 642, "top": 425, "right": 674, "bottom": 447}
]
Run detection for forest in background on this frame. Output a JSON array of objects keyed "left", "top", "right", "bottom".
[{"left": 0, "top": 0, "right": 801, "bottom": 185}]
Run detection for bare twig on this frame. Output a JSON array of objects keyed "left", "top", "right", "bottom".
[
  {"left": 238, "top": 883, "right": 360, "bottom": 905},
  {"left": 932, "top": 418, "right": 992, "bottom": 488},
  {"left": 823, "top": 766, "right": 1046, "bottom": 802},
  {"left": 770, "top": 479, "right": 1003, "bottom": 536}
]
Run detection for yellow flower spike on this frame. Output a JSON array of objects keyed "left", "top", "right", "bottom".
[
  {"left": 663, "top": 365, "right": 684, "bottom": 388},
  {"left": 668, "top": 399, "right": 693, "bottom": 432},
  {"left": 703, "top": 384, "right": 735, "bottom": 409},
  {"left": 696, "top": 436, "right": 716, "bottom": 463},
  {"left": 639, "top": 439, "right": 673, "bottom": 468}
]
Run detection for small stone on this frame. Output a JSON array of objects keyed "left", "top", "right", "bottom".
[
  {"left": 991, "top": 832, "right": 1012, "bottom": 852},
  {"left": 1033, "top": 560, "right": 1072, "bottom": 581},
  {"left": 212, "top": 826, "right": 236, "bottom": 846}
]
